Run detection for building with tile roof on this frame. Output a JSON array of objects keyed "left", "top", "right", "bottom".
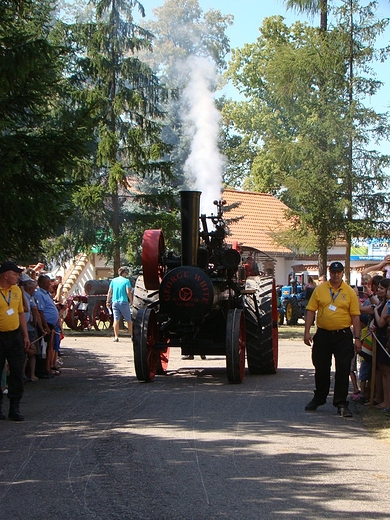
[{"left": 222, "top": 189, "right": 348, "bottom": 285}]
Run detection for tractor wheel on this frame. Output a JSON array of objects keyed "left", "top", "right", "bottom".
[
  {"left": 64, "top": 298, "right": 76, "bottom": 329},
  {"left": 285, "top": 297, "right": 300, "bottom": 325},
  {"left": 92, "top": 301, "right": 113, "bottom": 331},
  {"left": 65, "top": 297, "right": 86, "bottom": 331},
  {"left": 133, "top": 308, "right": 160, "bottom": 382},
  {"left": 277, "top": 307, "right": 285, "bottom": 325},
  {"left": 142, "top": 229, "right": 166, "bottom": 290},
  {"left": 226, "top": 308, "right": 246, "bottom": 383},
  {"left": 132, "top": 275, "right": 159, "bottom": 322},
  {"left": 244, "top": 276, "right": 278, "bottom": 375}
]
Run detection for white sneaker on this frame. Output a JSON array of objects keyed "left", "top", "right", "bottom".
[{"left": 113, "top": 338, "right": 119, "bottom": 342}]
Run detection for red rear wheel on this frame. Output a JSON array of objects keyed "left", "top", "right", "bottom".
[
  {"left": 92, "top": 301, "right": 113, "bottom": 331},
  {"left": 142, "top": 230, "right": 166, "bottom": 290}
]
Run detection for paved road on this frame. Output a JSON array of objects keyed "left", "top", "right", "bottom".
[{"left": 1, "top": 331, "right": 390, "bottom": 520}]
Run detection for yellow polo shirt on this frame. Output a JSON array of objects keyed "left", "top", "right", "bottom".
[
  {"left": 306, "top": 280, "right": 360, "bottom": 330},
  {"left": 0, "top": 284, "right": 24, "bottom": 332}
]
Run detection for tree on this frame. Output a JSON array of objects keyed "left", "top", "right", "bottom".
[
  {"left": 224, "top": 5, "right": 390, "bottom": 275},
  {"left": 0, "top": 0, "right": 91, "bottom": 263},
  {"left": 52, "top": 0, "right": 175, "bottom": 272},
  {"left": 335, "top": 0, "right": 390, "bottom": 280},
  {"left": 285, "top": 0, "right": 329, "bottom": 31},
  {"left": 283, "top": 0, "right": 390, "bottom": 279},
  {"left": 141, "top": 0, "right": 233, "bottom": 77},
  {"left": 139, "top": 0, "right": 233, "bottom": 189}
]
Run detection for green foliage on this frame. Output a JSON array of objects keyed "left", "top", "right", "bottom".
[
  {"left": 0, "top": 0, "right": 92, "bottom": 263},
  {"left": 223, "top": 3, "right": 390, "bottom": 268},
  {"left": 46, "top": 0, "right": 175, "bottom": 270},
  {"left": 141, "top": 0, "right": 233, "bottom": 77}
]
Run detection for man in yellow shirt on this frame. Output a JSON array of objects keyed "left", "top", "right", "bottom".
[
  {"left": 0, "top": 261, "right": 30, "bottom": 421},
  {"left": 303, "top": 262, "right": 361, "bottom": 417}
]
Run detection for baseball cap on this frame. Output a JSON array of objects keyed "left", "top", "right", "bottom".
[
  {"left": 329, "top": 261, "right": 344, "bottom": 272},
  {"left": 0, "top": 261, "right": 23, "bottom": 274}
]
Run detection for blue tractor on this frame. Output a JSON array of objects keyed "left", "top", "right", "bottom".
[{"left": 279, "top": 273, "right": 313, "bottom": 325}]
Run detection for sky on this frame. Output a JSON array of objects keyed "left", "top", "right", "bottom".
[{"left": 136, "top": 0, "right": 390, "bottom": 115}]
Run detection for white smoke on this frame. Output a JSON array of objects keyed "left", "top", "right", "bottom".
[{"left": 182, "top": 56, "right": 225, "bottom": 215}]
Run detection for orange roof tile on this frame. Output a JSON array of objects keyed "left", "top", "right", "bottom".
[{"left": 222, "top": 189, "right": 292, "bottom": 255}]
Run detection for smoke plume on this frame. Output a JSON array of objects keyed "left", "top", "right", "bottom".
[{"left": 182, "top": 56, "right": 225, "bottom": 215}]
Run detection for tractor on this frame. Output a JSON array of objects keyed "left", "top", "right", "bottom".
[
  {"left": 132, "top": 191, "right": 279, "bottom": 384},
  {"left": 279, "top": 272, "right": 313, "bottom": 325}
]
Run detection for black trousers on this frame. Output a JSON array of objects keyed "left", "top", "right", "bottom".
[
  {"left": 311, "top": 327, "right": 354, "bottom": 407},
  {"left": 0, "top": 328, "right": 24, "bottom": 405}
]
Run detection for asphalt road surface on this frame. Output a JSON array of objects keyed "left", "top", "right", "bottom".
[{"left": 1, "top": 330, "right": 390, "bottom": 520}]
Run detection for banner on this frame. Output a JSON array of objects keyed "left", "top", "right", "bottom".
[{"left": 351, "top": 238, "right": 390, "bottom": 261}]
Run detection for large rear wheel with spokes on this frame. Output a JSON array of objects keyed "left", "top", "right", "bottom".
[{"left": 92, "top": 301, "right": 113, "bottom": 331}]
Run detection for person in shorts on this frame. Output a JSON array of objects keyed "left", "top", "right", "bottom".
[{"left": 106, "top": 267, "right": 133, "bottom": 342}]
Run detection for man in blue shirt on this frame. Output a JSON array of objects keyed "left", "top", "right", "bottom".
[
  {"left": 35, "top": 275, "right": 59, "bottom": 376},
  {"left": 106, "top": 267, "right": 133, "bottom": 342}
]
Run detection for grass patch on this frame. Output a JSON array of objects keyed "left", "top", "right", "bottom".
[
  {"left": 360, "top": 406, "right": 390, "bottom": 444},
  {"left": 278, "top": 323, "right": 306, "bottom": 341}
]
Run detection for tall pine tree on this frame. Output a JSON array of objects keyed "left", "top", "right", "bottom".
[
  {"left": 53, "top": 0, "right": 174, "bottom": 271},
  {"left": 0, "top": 0, "right": 91, "bottom": 262}
]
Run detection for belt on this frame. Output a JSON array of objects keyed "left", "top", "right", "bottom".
[
  {"left": 0, "top": 328, "right": 20, "bottom": 335},
  {"left": 318, "top": 327, "right": 351, "bottom": 334}
]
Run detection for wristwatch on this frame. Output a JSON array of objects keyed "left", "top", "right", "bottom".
[
  {"left": 354, "top": 336, "right": 361, "bottom": 340},
  {"left": 371, "top": 304, "right": 376, "bottom": 309}
]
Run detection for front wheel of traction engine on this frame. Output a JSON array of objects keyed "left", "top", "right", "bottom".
[
  {"left": 226, "top": 309, "right": 246, "bottom": 383},
  {"left": 133, "top": 308, "right": 166, "bottom": 382}
]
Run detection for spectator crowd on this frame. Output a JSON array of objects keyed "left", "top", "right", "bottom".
[
  {"left": 349, "top": 256, "right": 390, "bottom": 414},
  {"left": 1, "top": 262, "right": 67, "bottom": 414}
]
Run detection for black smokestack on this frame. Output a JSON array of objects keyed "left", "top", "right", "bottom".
[{"left": 180, "top": 191, "right": 200, "bottom": 266}]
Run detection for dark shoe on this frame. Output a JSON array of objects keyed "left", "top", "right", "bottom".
[
  {"left": 9, "top": 410, "right": 24, "bottom": 421},
  {"left": 305, "top": 399, "right": 321, "bottom": 411},
  {"left": 9, "top": 400, "right": 24, "bottom": 421},
  {"left": 181, "top": 355, "right": 194, "bottom": 360},
  {"left": 200, "top": 355, "right": 206, "bottom": 360},
  {"left": 0, "top": 409, "right": 5, "bottom": 420},
  {"left": 37, "top": 372, "right": 52, "bottom": 379},
  {"left": 337, "top": 406, "right": 352, "bottom": 418}
]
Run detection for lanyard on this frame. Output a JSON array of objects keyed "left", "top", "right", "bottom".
[
  {"left": 0, "top": 289, "right": 11, "bottom": 307},
  {"left": 329, "top": 288, "right": 340, "bottom": 302}
]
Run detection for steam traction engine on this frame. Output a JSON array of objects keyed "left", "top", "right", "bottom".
[{"left": 133, "top": 191, "right": 278, "bottom": 383}]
